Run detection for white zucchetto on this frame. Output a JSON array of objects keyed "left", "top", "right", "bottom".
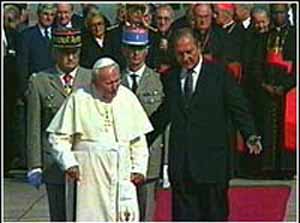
[{"left": 93, "top": 57, "right": 118, "bottom": 70}]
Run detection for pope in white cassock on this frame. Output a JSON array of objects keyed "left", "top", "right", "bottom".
[{"left": 46, "top": 57, "right": 153, "bottom": 221}]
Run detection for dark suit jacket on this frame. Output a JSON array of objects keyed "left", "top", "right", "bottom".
[
  {"left": 193, "top": 25, "right": 230, "bottom": 65},
  {"left": 80, "top": 33, "right": 110, "bottom": 69},
  {"left": 222, "top": 22, "right": 245, "bottom": 63},
  {"left": 151, "top": 61, "right": 256, "bottom": 184},
  {"left": 170, "top": 15, "right": 190, "bottom": 32},
  {"left": 147, "top": 30, "right": 174, "bottom": 69},
  {"left": 16, "top": 24, "right": 55, "bottom": 97},
  {"left": 4, "top": 28, "right": 18, "bottom": 104}
]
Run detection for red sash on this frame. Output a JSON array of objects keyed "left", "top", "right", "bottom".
[
  {"left": 266, "top": 51, "right": 293, "bottom": 75},
  {"left": 284, "top": 88, "right": 296, "bottom": 151},
  {"left": 226, "top": 62, "right": 242, "bottom": 84}
]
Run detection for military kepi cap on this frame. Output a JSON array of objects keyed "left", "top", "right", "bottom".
[
  {"left": 52, "top": 28, "right": 82, "bottom": 49},
  {"left": 122, "top": 27, "right": 149, "bottom": 46}
]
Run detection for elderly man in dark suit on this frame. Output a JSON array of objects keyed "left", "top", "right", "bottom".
[
  {"left": 149, "top": 28, "right": 262, "bottom": 221},
  {"left": 80, "top": 10, "right": 110, "bottom": 69},
  {"left": 54, "top": 3, "right": 83, "bottom": 30},
  {"left": 26, "top": 28, "right": 91, "bottom": 221},
  {"left": 16, "top": 4, "right": 57, "bottom": 95}
]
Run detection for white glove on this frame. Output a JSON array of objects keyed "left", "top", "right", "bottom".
[
  {"left": 162, "top": 164, "right": 170, "bottom": 189},
  {"left": 119, "top": 181, "right": 139, "bottom": 222},
  {"left": 27, "top": 168, "right": 43, "bottom": 189}
]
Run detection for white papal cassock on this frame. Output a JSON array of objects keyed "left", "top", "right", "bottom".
[{"left": 46, "top": 84, "right": 153, "bottom": 221}]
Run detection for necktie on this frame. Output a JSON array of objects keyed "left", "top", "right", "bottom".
[
  {"left": 44, "top": 28, "right": 50, "bottom": 40},
  {"left": 63, "top": 73, "right": 73, "bottom": 95},
  {"left": 130, "top": 74, "right": 138, "bottom": 94},
  {"left": 184, "top": 70, "right": 194, "bottom": 101}
]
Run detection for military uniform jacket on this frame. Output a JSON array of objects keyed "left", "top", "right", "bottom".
[
  {"left": 26, "top": 66, "right": 91, "bottom": 183},
  {"left": 121, "top": 66, "right": 165, "bottom": 180}
]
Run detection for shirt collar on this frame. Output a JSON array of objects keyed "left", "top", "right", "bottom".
[
  {"left": 222, "top": 20, "right": 235, "bottom": 29},
  {"left": 95, "top": 37, "right": 104, "bottom": 48},
  {"left": 57, "top": 21, "right": 72, "bottom": 28},
  {"left": 180, "top": 55, "right": 203, "bottom": 79},
  {"left": 242, "top": 17, "right": 251, "bottom": 29},
  {"left": 65, "top": 21, "right": 72, "bottom": 28},
  {"left": 127, "top": 64, "right": 146, "bottom": 78},
  {"left": 3, "top": 29, "right": 7, "bottom": 47},
  {"left": 56, "top": 65, "right": 78, "bottom": 79},
  {"left": 38, "top": 24, "right": 51, "bottom": 37}
]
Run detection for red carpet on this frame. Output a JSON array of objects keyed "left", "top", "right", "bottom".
[{"left": 153, "top": 186, "right": 291, "bottom": 221}]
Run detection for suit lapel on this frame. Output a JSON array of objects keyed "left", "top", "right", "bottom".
[
  {"left": 48, "top": 68, "right": 68, "bottom": 97},
  {"left": 190, "top": 63, "right": 208, "bottom": 103},
  {"left": 136, "top": 66, "right": 151, "bottom": 94},
  {"left": 35, "top": 25, "right": 49, "bottom": 45},
  {"left": 172, "top": 69, "right": 186, "bottom": 112},
  {"left": 176, "top": 63, "right": 209, "bottom": 110}
]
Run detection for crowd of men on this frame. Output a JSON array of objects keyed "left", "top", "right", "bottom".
[{"left": 3, "top": 2, "right": 296, "bottom": 222}]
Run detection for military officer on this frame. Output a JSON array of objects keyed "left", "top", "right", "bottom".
[
  {"left": 26, "top": 27, "right": 91, "bottom": 221},
  {"left": 106, "top": 4, "right": 157, "bottom": 70},
  {"left": 121, "top": 27, "right": 165, "bottom": 221}
]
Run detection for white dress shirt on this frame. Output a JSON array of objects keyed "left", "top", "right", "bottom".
[
  {"left": 242, "top": 17, "right": 251, "bottom": 29},
  {"left": 38, "top": 24, "right": 52, "bottom": 39},
  {"left": 126, "top": 64, "right": 146, "bottom": 89},
  {"left": 95, "top": 37, "right": 104, "bottom": 48},
  {"left": 56, "top": 66, "right": 78, "bottom": 86},
  {"left": 222, "top": 20, "right": 235, "bottom": 29},
  {"left": 180, "top": 56, "right": 203, "bottom": 93},
  {"left": 64, "top": 21, "right": 73, "bottom": 28}
]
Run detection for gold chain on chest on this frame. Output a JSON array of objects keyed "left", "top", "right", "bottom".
[{"left": 267, "top": 28, "right": 289, "bottom": 54}]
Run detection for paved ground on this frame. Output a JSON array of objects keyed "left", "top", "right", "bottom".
[{"left": 2, "top": 171, "right": 298, "bottom": 222}]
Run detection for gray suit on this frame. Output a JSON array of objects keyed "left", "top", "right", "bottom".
[
  {"left": 26, "top": 66, "right": 91, "bottom": 221},
  {"left": 121, "top": 66, "right": 165, "bottom": 221}
]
